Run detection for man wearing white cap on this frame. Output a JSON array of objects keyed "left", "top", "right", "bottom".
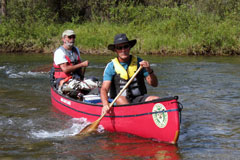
[{"left": 53, "top": 30, "right": 98, "bottom": 99}]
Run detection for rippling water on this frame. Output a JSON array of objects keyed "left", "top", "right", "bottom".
[{"left": 0, "top": 54, "right": 239, "bottom": 159}]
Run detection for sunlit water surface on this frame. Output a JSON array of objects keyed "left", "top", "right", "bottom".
[{"left": 0, "top": 54, "right": 239, "bottom": 159}]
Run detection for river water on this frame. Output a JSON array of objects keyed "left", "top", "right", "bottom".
[{"left": 0, "top": 54, "right": 239, "bottom": 160}]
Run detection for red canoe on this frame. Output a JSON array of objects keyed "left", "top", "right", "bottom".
[{"left": 50, "top": 85, "right": 183, "bottom": 144}]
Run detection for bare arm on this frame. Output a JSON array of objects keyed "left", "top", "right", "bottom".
[
  {"left": 139, "top": 60, "right": 158, "bottom": 87},
  {"left": 100, "top": 81, "right": 111, "bottom": 115},
  {"left": 59, "top": 60, "right": 89, "bottom": 74},
  {"left": 145, "top": 70, "right": 158, "bottom": 87}
]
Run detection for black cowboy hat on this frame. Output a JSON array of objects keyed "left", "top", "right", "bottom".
[{"left": 108, "top": 33, "right": 137, "bottom": 51}]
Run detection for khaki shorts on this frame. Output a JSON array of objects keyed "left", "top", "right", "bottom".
[{"left": 128, "top": 94, "right": 149, "bottom": 104}]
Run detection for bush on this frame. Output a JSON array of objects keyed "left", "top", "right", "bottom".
[{"left": 0, "top": 0, "right": 239, "bottom": 55}]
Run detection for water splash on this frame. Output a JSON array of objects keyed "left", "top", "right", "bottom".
[
  {"left": 30, "top": 118, "right": 104, "bottom": 139},
  {"left": 0, "top": 66, "right": 6, "bottom": 70},
  {"left": 9, "top": 73, "right": 23, "bottom": 78},
  {"left": 8, "top": 71, "right": 47, "bottom": 79}
]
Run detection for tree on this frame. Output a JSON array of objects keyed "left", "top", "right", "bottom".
[{"left": 1, "top": 0, "right": 6, "bottom": 17}]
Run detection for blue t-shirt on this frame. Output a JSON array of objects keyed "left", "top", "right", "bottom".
[{"left": 103, "top": 57, "right": 149, "bottom": 81}]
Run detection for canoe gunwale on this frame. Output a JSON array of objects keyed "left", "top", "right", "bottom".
[
  {"left": 51, "top": 86, "right": 179, "bottom": 107},
  {"left": 51, "top": 92, "right": 181, "bottom": 118}
]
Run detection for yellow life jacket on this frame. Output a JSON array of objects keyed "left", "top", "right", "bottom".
[
  {"left": 110, "top": 55, "right": 147, "bottom": 99},
  {"left": 112, "top": 55, "right": 138, "bottom": 80}
]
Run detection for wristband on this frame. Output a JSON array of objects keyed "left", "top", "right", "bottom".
[{"left": 148, "top": 69, "right": 154, "bottom": 75}]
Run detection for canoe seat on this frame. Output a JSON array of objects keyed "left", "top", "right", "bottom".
[{"left": 83, "top": 95, "right": 114, "bottom": 104}]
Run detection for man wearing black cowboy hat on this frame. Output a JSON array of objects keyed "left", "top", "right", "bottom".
[{"left": 101, "top": 33, "right": 159, "bottom": 115}]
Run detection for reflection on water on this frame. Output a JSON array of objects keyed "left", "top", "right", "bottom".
[
  {"left": 0, "top": 54, "right": 240, "bottom": 159},
  {"left": 100, "top": 133, "right": 180, "bottom": 160}
]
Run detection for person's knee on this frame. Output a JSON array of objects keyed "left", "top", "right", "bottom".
[
  {"left": 116, "top": 96, "right": 129, "bottom": 105},
  {"left": 145, "top": 96, "right": 159, "bottom": 102}
]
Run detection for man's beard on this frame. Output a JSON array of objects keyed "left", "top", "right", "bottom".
[{"left": 66, "top": 41, "right": 74, "bottom": 47}]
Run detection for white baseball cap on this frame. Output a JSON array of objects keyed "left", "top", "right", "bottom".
[{"left": 62, "top": 30, "right": 76, "bottom": 38}]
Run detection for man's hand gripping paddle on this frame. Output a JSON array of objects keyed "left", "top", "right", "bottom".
[{"left": 78, "top": 66, "right": 143, "bottom": 135}]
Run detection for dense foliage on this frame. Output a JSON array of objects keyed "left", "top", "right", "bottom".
[{"left": 0, "top": 0, "right": 239, "bottom": 55}]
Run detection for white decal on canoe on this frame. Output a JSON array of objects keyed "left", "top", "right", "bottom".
[
  {"left": 152, "top": 103, "right": 168, "bottom": 128},
  {"left": 61, "top": 98, "right": 71, "bottom": 105}
]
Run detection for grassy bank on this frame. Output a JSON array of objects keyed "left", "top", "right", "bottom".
[{"left": 0, "top": 4, "right": 239, "bottom": 55}]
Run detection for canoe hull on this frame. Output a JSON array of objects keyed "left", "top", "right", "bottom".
[{"left": 51, "top": 87, "right": 182, "bottom": 144}]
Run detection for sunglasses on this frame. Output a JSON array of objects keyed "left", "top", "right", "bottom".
[
  {"left": 115, "top": 44, "right": 130, "bottom": 50},
  {"left": 68, "top": 35, "right": 76, "bottom": 39}
]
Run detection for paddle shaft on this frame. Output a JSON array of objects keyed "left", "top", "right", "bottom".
[
  {"left": 98, "top": 65, "right": 143, "bottom": 121},
  {"left": 80, "top": 67, "right": 86, "bottom": 80}
]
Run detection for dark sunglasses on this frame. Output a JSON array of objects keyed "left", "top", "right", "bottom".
[
  {"left": 68, "top": 35, "right": 76, "bottom": 39},
  {"left": 115, "top": 44, "right": 130, "bottom": 50}
]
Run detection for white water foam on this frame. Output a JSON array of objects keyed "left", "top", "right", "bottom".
[
  {"left": 87, "top": 65, "right": 105, "bottom": 69},
  {"left": 2, "top": 65, "right": 47, "bottom": 78},
  {"left": 150, "top": 63, "right": 157, "bottom": 67},
  {"left": 9, "top": 73, "right": 23, "bottom": 78},
  {"left": 31, "top": 118, "right": 104, "bottom": 139},
  {"left": 0, "top": 66, "right": 6, "bottom": 70},
  {"left": 8, "top": 70, "right": 47, "bottom": 79}
]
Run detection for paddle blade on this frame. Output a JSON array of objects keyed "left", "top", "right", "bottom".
[
  {"left": 78, "top": 119, "right": 101, "bottom": 135},
  {"left": 31, "top": 64, "right": 52, "bottom": 72}
]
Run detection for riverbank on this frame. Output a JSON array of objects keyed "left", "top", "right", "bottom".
[{"left": 0, "top": 5, "right": 239, "bottom": 56}]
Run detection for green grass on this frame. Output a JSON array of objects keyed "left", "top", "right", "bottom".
[{"left": 0, "top": 4, "right": 239, "bottom": 55}]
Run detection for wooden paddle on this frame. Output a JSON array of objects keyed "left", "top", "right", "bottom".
[
  {"left": 31, "top": 64, "right": 52, "bottom": 72},
  {"left": 80, "top": 67, "right": 86, "bottom": 80},
  {"left": 78, "top": 65, "right": 143, "bottom": 134}
]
